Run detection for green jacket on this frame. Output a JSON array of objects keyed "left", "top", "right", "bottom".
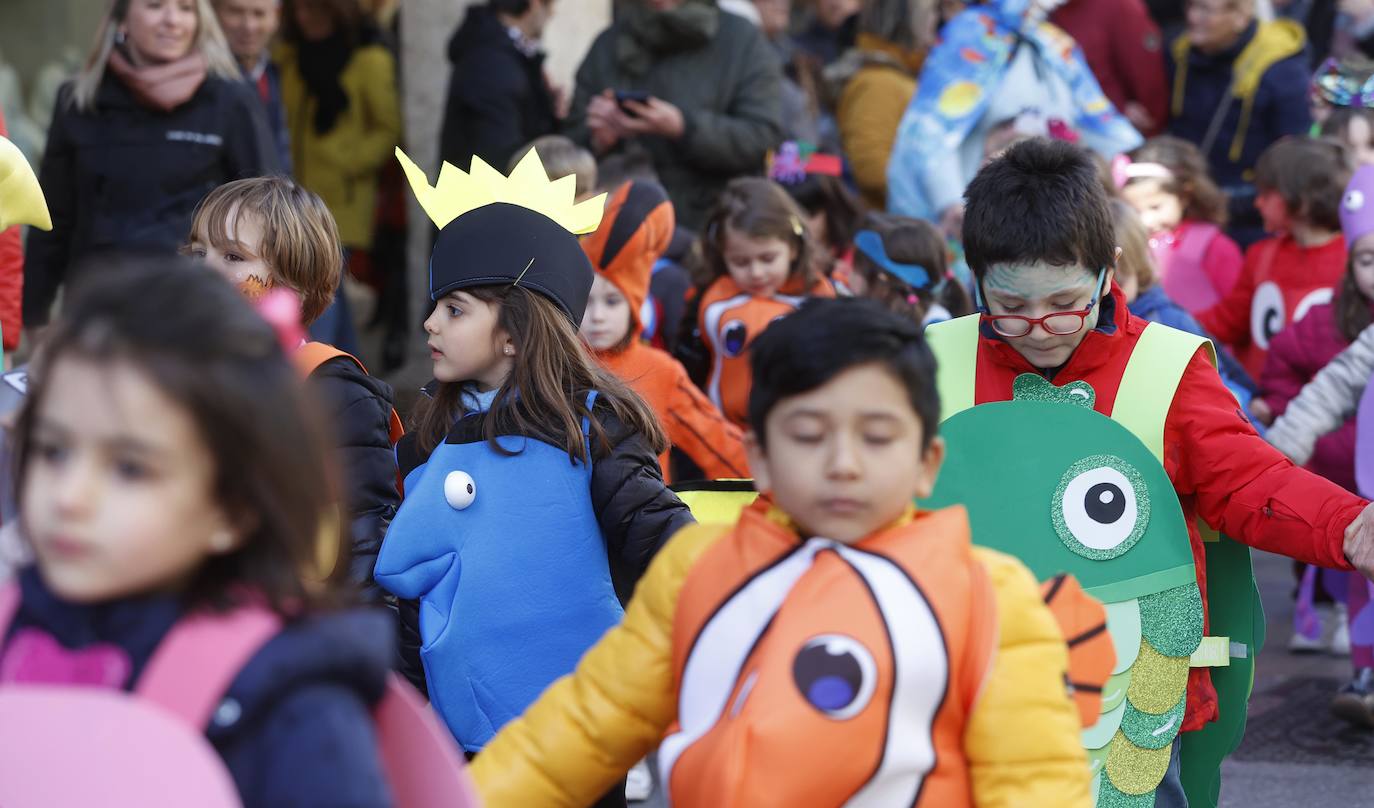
[{"left": 566, "top": 12, "right": 783, "bottom": 229}]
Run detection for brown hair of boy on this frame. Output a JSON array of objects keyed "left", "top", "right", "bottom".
[
  {"left": 15, "top": 256, "right": 347, "bottom": 614},
  {"left": 1254, "top": 137, "right": 1352, "bottom": 232},
  {"left": 510, "top": 135, "right": 598, "bottom": 200},
  {"left": 1109, "top": 199, "right": 1157, "bottom": 291},
  {"left": 1127, "top": 136, "right": 1229, "bottom": 226},
  {"left": 413, "top": 285, "right": 668, "bottom": 460},
  {"left": 701, "top": 177, "right": 822, "bottom": 290},
  {"left": 187, "top": 177, "right": 344, "bottom": 325}
]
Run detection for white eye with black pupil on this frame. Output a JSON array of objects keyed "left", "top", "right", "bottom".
[
  {"left": 1054, "top": 455, "right": 1149, "bottom": 560},
  {"left": 444, "top": 471, "right": 477, "bottom": 510}
]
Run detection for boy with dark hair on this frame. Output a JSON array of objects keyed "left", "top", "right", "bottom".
[
  {"left": 466, "top": 297, "right": 1094, "bottom": 807},
  {"left": 928, "top": 137, "right": 1374, "bottom": 806}
]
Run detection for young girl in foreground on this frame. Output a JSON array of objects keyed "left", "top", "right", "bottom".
[
  {"left": 376, "top": 151, "right": 693, "bottom": 808},
  {"left": 0, "top": 259, "right": 393, "bottom": 807}
]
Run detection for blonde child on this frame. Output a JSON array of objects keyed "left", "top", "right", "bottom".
[
  {"left": 510, "top": 134, "right": 599, "bottom": 202},
  {"left": 186, "top": 177, "right": 400, "bottom": 595}
]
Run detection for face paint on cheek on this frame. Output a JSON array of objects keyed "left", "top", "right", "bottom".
[{"left": 237, "top": 276, "right": 274, "bottom": 301}]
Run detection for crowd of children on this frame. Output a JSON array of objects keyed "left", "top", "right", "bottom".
[{"left": 10, "top": 5, "right": 1374, "bottom": 808}]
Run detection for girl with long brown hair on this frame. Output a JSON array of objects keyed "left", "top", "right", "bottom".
[{"left": 375, "top": 151, "right": 692, "bottom": 807}]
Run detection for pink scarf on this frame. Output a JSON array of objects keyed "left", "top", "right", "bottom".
[{"left": 106, "top": 49, "right": 207, "bottom": 112}]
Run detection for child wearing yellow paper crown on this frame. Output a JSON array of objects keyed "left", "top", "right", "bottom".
[
  {"left": 373, "top": 150, "right": 694, "bottom": 802},
  {"left": 470, "top": 297, "right": 1096, "bottom": 807}
]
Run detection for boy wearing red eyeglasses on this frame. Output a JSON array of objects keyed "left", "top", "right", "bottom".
[{"left": 927, "top": 138, "right": 1374, "bottom": 805}]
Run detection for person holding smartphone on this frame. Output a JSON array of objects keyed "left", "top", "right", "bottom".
[{"left": 567, "top": 0, "right": 784, "bottom": 230}]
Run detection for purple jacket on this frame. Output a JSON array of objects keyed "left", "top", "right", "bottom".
[{"left": 1260, "top": 302, "right": 1358, "bottom": 492}]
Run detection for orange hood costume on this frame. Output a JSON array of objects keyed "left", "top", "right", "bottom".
[
  {"left": 583, "top": 182, "right": 748, "bottom": 482},
  {"left": 469, "top": 502, "right": 1094, "bottom": 806}
]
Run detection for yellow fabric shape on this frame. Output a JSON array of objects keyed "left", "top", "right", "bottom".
[
  {"left": 276, "top": 43, "right": 401, "bottom": 249},
  {"left": 1126, "top": 638, "right": 1191, "bottom": 715},
  {"left": 470, "top": 523, "right": 1092, "bottom": 807},
  {"left": 395, "top": 146, "right": 606, "bottom": 235},
  {"left": 1105, "top": 732, "right": 1174, "bottom": 795},
  {"left": 0, "top": 136, "right": 50, "bottom": 231}
]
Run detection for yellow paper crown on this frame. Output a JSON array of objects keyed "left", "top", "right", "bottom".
[
  {"left": 396, "top": 147, "right": 606, "bottom": 235},
  {"left": 0, "top": 137, "right": 51, "bottom": 232}
]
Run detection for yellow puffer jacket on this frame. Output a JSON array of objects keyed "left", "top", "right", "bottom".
[
  {"left": 276, "top": 43, "right": 401, "bottom": 250},
  {"left": 836, "top": 36, "right": 922, "bottom": 211},
  {"left": 471, "top": 512, "right": 1092, "bottom": 807}
]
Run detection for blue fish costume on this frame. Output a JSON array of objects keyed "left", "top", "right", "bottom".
[
  {"left": 886, "top": 0, "right": 1142, "bottom": 219},
  {"left": 375, "top": 150, "right": 624, "bottom": 751}
]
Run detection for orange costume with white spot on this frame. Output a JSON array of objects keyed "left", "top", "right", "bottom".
[
  {"left": 470, "top": 502, "right": 1093, "bottom": 807},
  {"left": 583, "top": 182, "right": 748, "bottom": 481},
  {"left": 698, "top": 275, "right": 835, "bottom": 428}
]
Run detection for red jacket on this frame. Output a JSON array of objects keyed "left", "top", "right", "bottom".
[
  {"left": 0, "top": 108, "right": 22, "bottom": 350},
  {"left": 1260, "top": 302, "right": 1359, "bottom": 493},
  {"left": 1198, "top": 234, "right": 1347, "bottom": 380},
  {"left": 1050, "top": 0, "right": 1169, "bottom": 135},
  {"left": 970, "top": 283, "right": 1364, "bottom": 730}
]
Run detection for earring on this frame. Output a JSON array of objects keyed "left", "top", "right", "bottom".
[
  {"left": 504, "top": 346, "right": 514, "bottom": 356},
  {"left": 115, "top": 28, "right": 127, "bottom": 45},
  {"left": 210, "top": 529, "right": 235, "bottom": 553}
]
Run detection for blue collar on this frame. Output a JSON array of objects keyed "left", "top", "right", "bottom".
[{"left": 461, "top": 384, "right": 500, "bottom": 414}]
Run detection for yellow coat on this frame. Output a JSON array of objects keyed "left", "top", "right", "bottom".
[
  {"left": 276, "top": 43, "right": 401, "bottom": 250},
  {"left": 471, "top": 512, "right": 1093, "bottom": 807},
  {"left": 836, "top": 37, "right": 921, "bottom": 211}
]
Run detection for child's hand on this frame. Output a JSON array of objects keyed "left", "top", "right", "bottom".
[{"left": 1250, "top": 398, "right": 1274, "bottom": 426}]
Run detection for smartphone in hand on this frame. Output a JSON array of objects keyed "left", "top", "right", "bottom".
[{"left": 615, "top": 90, "right": 652, "bottom": 115}]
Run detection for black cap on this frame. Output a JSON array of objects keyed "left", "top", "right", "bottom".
[{"left": 429, "top": 203, "right": 595, "bottom": 324}]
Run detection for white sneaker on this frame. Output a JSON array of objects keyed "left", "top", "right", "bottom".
[
  {"left": 1332, "top": 603, "right": 1352, "bottom": 656},
  {"left": 1289, "top": 629, "right": 1327, "bottom": 653},
  {"left": 626, "top": 759, "right": 653, "bottom": 802}
]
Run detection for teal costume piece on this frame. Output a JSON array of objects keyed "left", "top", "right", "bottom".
[{"left": 885, "top": 0, "right": 1142, "bottom": 219}]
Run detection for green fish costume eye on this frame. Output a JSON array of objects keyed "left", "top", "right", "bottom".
[{"left": 1053, "top": 455, "right": 1151, "bottom": 561}]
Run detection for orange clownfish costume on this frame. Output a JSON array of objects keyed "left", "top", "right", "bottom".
[
  {"left": 699, "top": 273, "right": 835, "bottom": 428},
  {"left": 582, "top": 181, "right": 748, "bottom": 481},
  {"left": 469, "top": 503, "right": 1095, "bottom": 807},
  {"left": 661, "top": 506, "right": 993, "bottom": 805}
]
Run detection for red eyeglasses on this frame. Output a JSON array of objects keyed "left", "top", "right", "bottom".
[{"left": 978, "top": 268, "right": 1107, "bottom": 338}]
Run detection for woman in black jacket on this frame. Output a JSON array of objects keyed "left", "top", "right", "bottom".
[{"left": 23, "top": 0, "right": 278, "bottom": 331}]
